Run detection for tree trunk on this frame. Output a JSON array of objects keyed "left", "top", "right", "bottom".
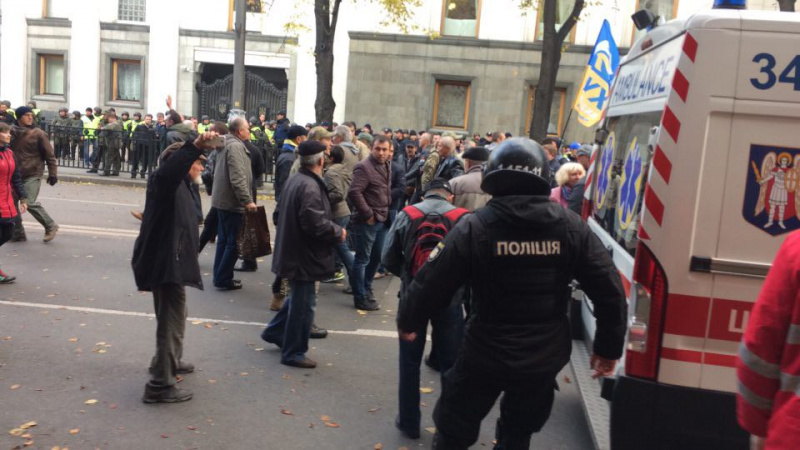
[
  {"left": 778, "top": 0, "right": 796, "bottom": 12},
  {"left": 529, "top": 0, "right": 584, "bottom": 142},
  {"left": 314, "top": 0, "right": 341, "bottom": 123}
]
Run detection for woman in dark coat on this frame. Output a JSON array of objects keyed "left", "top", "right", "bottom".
[{"left": 0, "top": 123, "right": 27, "bottom": 283}]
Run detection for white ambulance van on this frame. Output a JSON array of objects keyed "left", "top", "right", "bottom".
[{"left": 574, "top": 5, "right": 800, "bottom": 450}]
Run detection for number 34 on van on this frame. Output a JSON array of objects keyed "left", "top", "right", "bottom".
[{"left": 743, "top": 144, "right": 800, "bottom": 235}]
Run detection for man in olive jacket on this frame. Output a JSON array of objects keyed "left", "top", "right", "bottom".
[
  {"left": 132, "top": 132, "right": 216, "bottom": 404},
  {"left": 261, "top": 140, "right": 345, "bottom": 369}
]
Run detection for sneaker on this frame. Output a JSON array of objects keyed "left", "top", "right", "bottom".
[
  {"left": 142, "top": 385, "right": 193, "bottom": 404},
  {"left": 270, "top": 292, "right": 285, "bottom": 311},
  {"left": 0, "top": 273, "right": 16, "bottom": 284},
  {"left": 216, "top": 280, "right": 243, "bottom": 291},
  {"left": 310, "top": 324, "right": 328, "bottom": 339},
  {"left": 322, "top": 270, "right": 345, "bottom": 283},
  {"left": 281, "top": 357, "right": 317, "bottom": 369},
  {"left": 234, "top": 261, "right": 257, "bottom": 272},
  {"left": 43, "top": 226, "right": 58, "bottom": 242},
  {"left": 130, "top": 210, "right": 143, "bottom": 221}
]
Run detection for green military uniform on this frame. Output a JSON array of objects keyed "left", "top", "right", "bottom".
[
  {"left": 51, "top": 113, "right": 72, "bottom": 159},
  {"left": 101, "top": 121, "right": 124, "bottom": 175}
]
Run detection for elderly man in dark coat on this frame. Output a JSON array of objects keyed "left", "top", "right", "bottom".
[
  {"left": 132, "top": 132, "right": 216, "bottom": 404},
  {"left": 261, "top": 140, "right": 345, "bottom": 369}
]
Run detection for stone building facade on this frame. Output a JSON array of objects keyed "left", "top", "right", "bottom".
[{"left": 0, "top": 0, "right": 784, "bottom": 142}]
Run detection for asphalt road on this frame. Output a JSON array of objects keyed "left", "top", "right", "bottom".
[{"left": 0, "top": 181, "right": 593, "bottom": 450}]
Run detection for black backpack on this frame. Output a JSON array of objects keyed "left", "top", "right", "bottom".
[{"left": 402, "top": 204, "right": 469, "bottom": 277}]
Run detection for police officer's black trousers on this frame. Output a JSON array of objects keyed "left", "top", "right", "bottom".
[{"left": 433, "top": 358, "right": 557, "bottom": 450}]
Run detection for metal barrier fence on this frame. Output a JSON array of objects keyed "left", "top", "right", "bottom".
[{"left": 46, "top": 124, "right": 275, "bottom": 183}]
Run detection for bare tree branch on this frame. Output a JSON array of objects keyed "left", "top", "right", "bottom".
[{"left": 557, "top": 0, "right": 585, "bottom": 43}]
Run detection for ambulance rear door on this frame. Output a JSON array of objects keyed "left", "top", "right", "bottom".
[{"left": 694, "top": 15, "right": 800, "bottom": 391}]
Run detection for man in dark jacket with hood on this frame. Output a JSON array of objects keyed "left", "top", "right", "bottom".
[
  {"left": 261, "top": 140, "right": 345, "bottom": 369},
  {"left": 397, "top": 138, "right": 627, "bottom": 449},
  {"left": 132, "top": 131, "right": 216, "bottom": 404}
]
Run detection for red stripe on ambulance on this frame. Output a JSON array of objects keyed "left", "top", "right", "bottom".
[
  {"left": 644, "top": 184, "right": 665, "bottom": 226},
  {"left": 652, "top": 145, "right": 673, "bottom": 184},
  {"left": 672, "top": 69, "right": 690, "bottom": 102},
  {"left": 664, "top": 294, "right": 710, "bottom": 338},
  {"left": 662, "top": 106, "right": 681, "bottom": 142},
  {"left": 682, "top": 33, "right": 698, "bottom": 62}
]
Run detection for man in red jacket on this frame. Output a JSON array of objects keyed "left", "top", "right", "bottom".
[{"left": 737, "top": 230, "right": 800, "bottom": 450}]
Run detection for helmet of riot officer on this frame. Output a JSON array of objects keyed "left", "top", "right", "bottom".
[
  {"left": 71, "top": 110, "right": 81, "bottom": 118},
  {"left": 249, "top": 116, "right": 259, "bottom": 126},
  {"left": 201, "top": 115, "right": 210, "bottom": 122},
  {"left": 481, "top": 137, "right": 551, "bottom": 196}
]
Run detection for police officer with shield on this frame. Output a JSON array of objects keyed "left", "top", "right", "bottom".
[{"left": 397, "top": 138, "right": 628, "bottom": 450}]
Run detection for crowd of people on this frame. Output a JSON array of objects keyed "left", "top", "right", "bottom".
[
  {"left": 2, "top": 95, "right": 621, "bottom": 448},
  {"left": 117, "top": 92, "right": 626, "bottom": 450}
]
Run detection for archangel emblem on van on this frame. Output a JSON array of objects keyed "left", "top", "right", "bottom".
[
  {"left": 744, "top": 144, "right": 800, "bottom": 235},
  {"left": 594, "top": 132, "right": 616, "bottom": 208},
  {"left": 617, "top": 137, "right": 644, "bottom": 231}
]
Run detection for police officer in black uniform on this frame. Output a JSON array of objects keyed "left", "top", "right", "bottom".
[{"left": 397, "top": 138, "right": 627, "bottom": 450}]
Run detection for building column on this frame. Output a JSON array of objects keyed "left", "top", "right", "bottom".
[
  {"left": 68, "top": 0, "right": 101, "bottom": 111},
  {"left": 0, "top": 0, "right": 29, "bottom": 107},
  {"left": 146, "top": 0, "right": 179, "bottom": 114}
]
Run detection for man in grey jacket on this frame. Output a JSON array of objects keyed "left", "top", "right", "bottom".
[
  {"left": 211, "top": 117, "right": 256, "bottom": 290},
  {"left": 449, "top": 146, "right": 491, "bottom": 211}
]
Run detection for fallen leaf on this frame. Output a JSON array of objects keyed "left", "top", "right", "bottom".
[
  {"left": 187, "top": 426, "right": 196, "bottom": 431},
  {"left": 368, "top": 407, "right": 381, "bottom": 413},
  {"left": 84, "top": 399, "right": 98, "bottom": 405},
  {"left": 425, "top": 427, "right": 436, "bottom": 434},
  {"left": 109, "top": 403, "right": 117, "bottom": 410},
  {"left": 254, "top": 347, "right": 265, "bottom": 352},
  {"left": 24, "top": 440, "right": 34, "bottom": 447},
  {"left": 46, "top": 294, "right": 56, "bottom": 298},
  {"left": 21, "top": 433, "right": 31, "bottom": 438},
  {"left": 191, "top": 321, "right": 203, "bottom": 325},
  {"left": 374, "top": 444, "right": 383, "bottom": 450},
  {"left": 320, "top": 415, "right": 331, "bottom": 421},
  {"left": 420, "top": 387, "right": 434, "bottom": 394},
  {"left": 240, "top": 372, "right": 249, "bottom": 376},
  {"left": 563, "top": 375, "right": 571, "bottom": 384},
  {"left": 356, "top": 310, "right": 367, "bottom": 316},
  {"left": 19, "top": 421, "right": 37, "bottom": 430},
  {"left": 2, "top": 336, "right": 11, "bottom": 340},
  {"left": 208, "top": 379, "right": 217, "bottom": 384},
  {"left": 281, "top": 374, "right": 291, "bottom": 379},
  {"left": 160, "top": 434, "right": 169, "bottom": 438},
  {"left": 281, "top": 409, "right": 293, "bottom": 416},
  {"left": 324, "top": 421, "right": 340, "bottom": 428},
  {"left": 9, "top": 428, "right": 24, "bottom": 436},
  {"left": 204, "top": 323, "right": 213, "bottom": 329},
  {"left": 10, "top": 384, "right": 20, "bottom": 390},
  {"left": 69, "top": 428, "right": 80, "bottom": 435},
  {"left": 101, "top": 277, "right": 110, "bottom": 280},
  {"left": 69, "top": 338, "right": 78, "bottom": 342},
  {"left": 308, "top": 422, "right": 315, "bottom": 428}
]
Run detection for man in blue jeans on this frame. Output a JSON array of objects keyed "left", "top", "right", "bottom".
[
  {"left": 211, "top": 117, "right": 256, "bottom": 290},
  {"left": 382, "top": 179, "right": 469, "bottom": 439},
  {"left": 347, "top": 135, "right": 392, "bottom": 311},
  {"left": 261, "top": 141, "right": 345, "bottom": 368}
]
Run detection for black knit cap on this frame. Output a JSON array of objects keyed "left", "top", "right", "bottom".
[
  {"left": 462, "top": 146, "right": 489, "bottom": 162},
  {"left": 287, "top": 124, "right": 308, "bottom": 140}
]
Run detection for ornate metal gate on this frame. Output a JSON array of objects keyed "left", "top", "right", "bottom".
[{"left": 196, "top": 72, "right": 287, "bottom": 120}]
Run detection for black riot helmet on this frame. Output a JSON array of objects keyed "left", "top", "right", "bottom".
[{"left": 481, "top": 137, "right": 551, "bottom": 196}]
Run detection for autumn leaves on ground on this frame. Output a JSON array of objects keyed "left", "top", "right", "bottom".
[{"left": 0, "top": 182, "right": 590, "bottom": 449}]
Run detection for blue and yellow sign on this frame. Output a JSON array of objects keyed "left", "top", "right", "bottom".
[
  {"left": 594, "top": 132, "right": 616, "bottom": 207},
  {"left": 617, "top": 138, "right": 644, "bottom": 231},
  {"left": 573, "top": 20, "right": 620, "bottom": 128}
]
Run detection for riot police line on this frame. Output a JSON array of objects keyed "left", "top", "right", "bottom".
[{"left": 43, "top": 123, "right": 277, "bottom": 181}]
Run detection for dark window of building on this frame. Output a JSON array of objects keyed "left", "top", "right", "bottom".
[
  {"left": 525, "top": 86, "right": 567, "bottom": 136},
  {"left": 433, "top": 80, "right": 471, "bottom": 130}
]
